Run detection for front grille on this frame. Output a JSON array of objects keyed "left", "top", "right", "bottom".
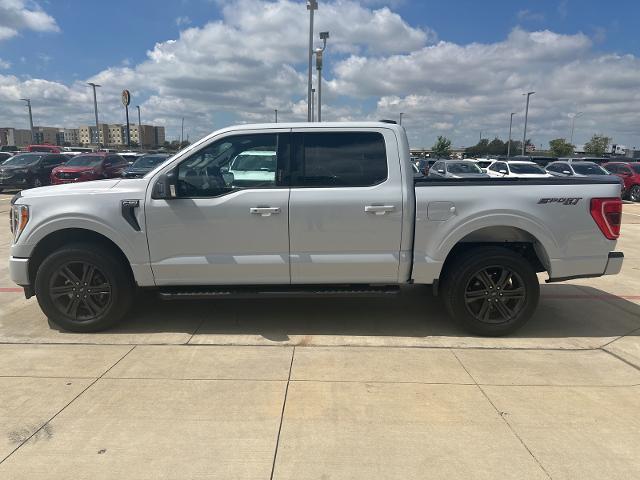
[{"left": 56, "top": 172, "right": 80, "bottom": 179}]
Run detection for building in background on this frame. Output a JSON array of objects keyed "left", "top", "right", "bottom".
[
  {"left": 154, "top": 126, "right": 165, "bottom": 147},
  {"left": 0, "top": 127, "right": 33, "bottom": 147},
  {"left": 127, "top": 124, "right": 157, "bottom": 148},
  {"left": 63, "top": 128, "right": 79, "bottom": 146},
  {"left": 32, "top": 126, "right": 63, "bottom": 145}
]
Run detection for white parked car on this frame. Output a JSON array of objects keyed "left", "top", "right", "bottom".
[{"left": 487, "top": 160, "right": 551, "bottom": 178}]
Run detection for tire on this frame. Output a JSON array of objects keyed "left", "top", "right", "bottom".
[
  {"left": 35, "top": 243, "right": 134, "bottom": 332},
  {"left": 31, "top": 177, "right": 43, "bottom": 188},
  {"left": 440, "top": 246, "right": 540, "bottom": 336},
  {"left": 630, "top": 185, "right": 640, "bottom": 203}
]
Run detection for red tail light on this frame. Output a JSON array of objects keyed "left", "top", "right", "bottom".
[{"left": 590, "top": 198, "right": 622, "bottom": 240}]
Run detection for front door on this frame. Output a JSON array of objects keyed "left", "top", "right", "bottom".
[
  {"left": 145, "top": 131, "right": 291, "bottom": 286},
  {"left": 288, "top": 129, "right": 403, "bottom": 284}
]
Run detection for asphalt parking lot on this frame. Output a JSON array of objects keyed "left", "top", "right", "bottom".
[{"left": 0, "top": 191, "right": 639, "bottom": 479}]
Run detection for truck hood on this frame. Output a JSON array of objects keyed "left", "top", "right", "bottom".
[{"left": 18, "top": 179, "right": 122, "bottom": 198}]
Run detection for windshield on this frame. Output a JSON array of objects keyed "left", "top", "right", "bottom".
[
  {"left": 446, "top": 162, "right": 482, "bottom": 174},
  {"left": 2, "top": 154, "right": 42, "bottom": 166},
  {"left": 509, "top": 163, "right": 545, "bottom": 174},
  {"left": 631, "top": 164, "right": 640, "bottom": 174},
  {"left": 64, "top": 155, "right": 103, "bottom": 167},
  {"left": 132, "top": 155, "right": 168, "bottom": 169},
  {"left": 573, "top": 163, "right": 609, "bottom": 175},
  {"left": 477, "top": 161, "right": 493, "bottom": 168},
  {"left": 230, "top": 153, "right": 276, "bottom": 172}
]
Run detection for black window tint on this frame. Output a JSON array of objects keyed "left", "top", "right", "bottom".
[
  {"left": 176, "top": 134, "right": 280, "bottom": 198},
  {"left": 293, "top": 132, "right": 387, "bottom": 187}
]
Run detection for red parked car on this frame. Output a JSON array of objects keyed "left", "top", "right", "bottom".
[
  {"left": 51, "top": 152, "right": 128, "bottom": 185},
  {"left": 603, "top": 162, "right": 640, "bottom": 202},
  {"left": 26, "top": 144, "right": 63, "bottom": 153}
]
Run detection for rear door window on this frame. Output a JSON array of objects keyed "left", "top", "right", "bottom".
[{"left": 291, "top": 132, "right": 388, "bottom": 187}]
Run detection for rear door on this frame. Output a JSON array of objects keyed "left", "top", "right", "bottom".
[{"left": 288, "top": 128, "right": 403, "bottom": 284}]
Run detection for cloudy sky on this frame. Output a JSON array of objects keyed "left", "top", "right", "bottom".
[{"left": 0, "top": 0, "right": 639, "bottom": 149}]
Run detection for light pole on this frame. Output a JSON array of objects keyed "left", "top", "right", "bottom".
[
  {"left": 136, "top": 105, "right": 142, "bottom": 149},
  {"left": 569, "top": 111, "right": 583, "bottom": 145},
  {"left": 507, "top": 112, "right": 516, "bottom": 157},
  {"left": 522, "top": 91, "right": 535, "bottom": 155},
  {"left": 20, "top": 98, "right": 34, "bottom": 143},
  {"left": 180, "top": 117, "right": 184, "bottom": 146},
  {"left": 311, "top": 88, "right": 315, "bottom": 122},
  {"left": 315, "top": 31, "right": 329, "bottom": 122},
  {"left": 87, "top": 83, "right": 101, "bottom": 147},
  {"left": 307, "top": 0, "right": 318, "bottom": 122},
  {"left": 399, "top": 113, "right": 404, "bottom": 125},
  {"left": 274, "top": 109, "right": 278, "bottom": 123}
]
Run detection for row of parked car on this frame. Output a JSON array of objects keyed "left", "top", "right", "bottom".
[
  {"left": 413, "top": 156, "right": 640, "bottom": 202},
  {"left": 0, "top": 151, "right": 171, "bottom": 192}
]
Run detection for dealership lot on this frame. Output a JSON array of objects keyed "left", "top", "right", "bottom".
[{"left": 0, "top": 192, "right": 639, "bottom": 479}]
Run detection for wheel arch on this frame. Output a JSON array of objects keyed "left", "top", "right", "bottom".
[
  {"left": 438, "top": 225, "right": 551, "bottom": 285},
  {"left": 28, "top": 228, "right": 134, "bottom": 287}
]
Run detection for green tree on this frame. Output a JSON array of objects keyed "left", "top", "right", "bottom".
[
  {"left": 548, "top": 138, "right": 574, "bottom": 157},
  {"left": 584, "top": 134, "right": 611, "bottom": 156},
  {"left": 487, "top": 137, "right": 506, "bottom": 156},
  {"left": 465, "top": 138, "right": 489, "bottom": 157},
  {"left": 432, "top": 135, "right": 452, "bottom": 158}
]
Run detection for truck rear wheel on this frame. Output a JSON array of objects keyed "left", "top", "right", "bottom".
[
  {"left": 35, "top": 243, "right": 134, "bottom": 332},
  {"left": 441, "top": 246, "right": 539, "bottom": 336}
]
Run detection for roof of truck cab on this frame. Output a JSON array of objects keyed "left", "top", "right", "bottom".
[{"left": 217, "top": 122, "right": 405, "bottom": 131}]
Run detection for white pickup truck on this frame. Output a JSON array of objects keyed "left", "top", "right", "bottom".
[{"left": 9, "top": 122, "right": 624, "bottom": 335}]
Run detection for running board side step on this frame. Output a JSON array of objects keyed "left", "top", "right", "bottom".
[{"left": 158, "top": 285, "right": 400, "bottom": 300}]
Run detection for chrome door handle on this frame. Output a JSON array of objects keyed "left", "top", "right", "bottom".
[
  {"left": 364, "top": 205, "right": 396, "bottom": 215},
  {"left": 250, "top": 207, "right": 281, "bottom": 217}
]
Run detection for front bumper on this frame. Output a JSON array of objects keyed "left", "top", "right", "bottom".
[
  {"left": 9, "top": 256, "right": 29, "bottom": 285},
  {"left": 0, "top": 177, "right": 28, "bottom": 189}
]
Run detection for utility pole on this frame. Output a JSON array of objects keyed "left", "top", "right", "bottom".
[
  {"left": 399, "top": 113, "right": 404, "bottom": 125},
  {"left": 507, "top": 112, "right": 515, "bottom": 157},
  {"left": 569, "top": 112, "right": 583, "bottom": 145},
  {"left": 19, "top": 98, "right": 34, "bottom": 143},
  {"left": 311, "top": 88, "right": 315, "bottom": 122},
  {"left": 316, "top": 31, "right": 329, "bottom": 122},
  {"left": 522, "top": 91, "right": 535, "bottom": 155},
  {"left": 307, "top": 0, "right": 318, "bottom": 122},
  {"left": 180, "top": 117, "right": 184, "bottom": 146},
  {"left": 87, "top": 83, "right": 101, "bottom": 147},
  {"left": 274, "top": 109, "right": 278, "bottom": 123},
  {"left": 136, "top": 105, "right": 142, "bottom": 149}
]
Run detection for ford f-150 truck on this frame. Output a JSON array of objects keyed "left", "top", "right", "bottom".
[{"left": 8, "top": 122, "right": 624, "bottom": 336}]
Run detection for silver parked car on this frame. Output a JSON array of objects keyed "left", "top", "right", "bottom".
[{"left": 428, "top": 160, "right": 489, "bottom": 179}]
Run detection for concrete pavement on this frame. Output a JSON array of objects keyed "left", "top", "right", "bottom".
[{"left": 1, "top": 194, "right": 639, "bottom": 479}]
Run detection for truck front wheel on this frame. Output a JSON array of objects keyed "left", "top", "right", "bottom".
[
  {"left": 441, "top": 246, "right": 540, "bottom": 336},
  {"left": 35, "top": 243, "right": 134, "bottom": 332}
]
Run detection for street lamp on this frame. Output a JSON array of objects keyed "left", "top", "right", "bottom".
[
  {"left": 569, "top": 112, "right": 583, "bottom": 145},
  {"left": 311, "top": 88, "right": 316, "bottom": 121},
  {"left": 274, "top": 109, "right": 278, "bottom": 123},
  {"left": 315, "top": 31, "right": 329, "bottom": 122},
  {"left": 399, "top": 112, "right": 404, "bottom": 125},
  {"left": 522, "top": 91, "right": 535, "bottom": 155},
  {"left": 507, "top": 112, "right": 516, "bottom": 157},
  {"left": 20, "top": 98, "right": 34, "bottom": 143},
  {"left": 87, "top": 83, "right": 101, "bottom": 147},
  {"left": 136, "top": 105, "right": 142, "bottom": 149},
  {"left": 307, "top": 0, "right": 318, "bottom": 122}
]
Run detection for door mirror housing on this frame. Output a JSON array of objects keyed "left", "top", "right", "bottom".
[
  {"left": 499, "top": 169, "right": 508, "bottom": 174},
  {"left": 152, "top": 169, "right": 178, "bottom": 199},
  {"left": 563, "top": 170, "right": 571, "bottom": 175}
]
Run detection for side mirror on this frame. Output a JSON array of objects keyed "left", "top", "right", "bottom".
[
  {"left": 437, "top": 169, "right": 445, "bottom": 174},
  {"left": 499, "top": 169, "right": 507, "bottom": 174},
  {"left": 152, "top": 169, "right": 178, "bottom": 199},
  {"left": 563, "top": 170, "right": 571, "bottom": 175}
]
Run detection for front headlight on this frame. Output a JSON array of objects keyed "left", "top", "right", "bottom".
[{"left": 10, "top": 204, "right": 29, "bottom": 242}]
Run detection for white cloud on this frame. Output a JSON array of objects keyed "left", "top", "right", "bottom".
[
  {"left": 517, "top": 9, "right": 545, "bottom": 22},
  {"left": 0, "top": 1, "right": 639, "bottom": 149},
  {"left": 0, "top": 0, "right": 59, "bottom": 41},
  {"left": 0, "top": 58, "right": 10, "bottom": 69},
  {"left": 175, "top": 16, "right": 191, "bottom": 27}
]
